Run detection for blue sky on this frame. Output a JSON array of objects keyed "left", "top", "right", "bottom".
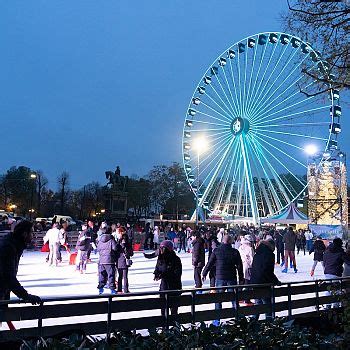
[{"left": 1, "top": 1, "right": 347, "bottom": 189}]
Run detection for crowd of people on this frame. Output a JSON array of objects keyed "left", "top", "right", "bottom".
[{"left": 1, "top": 219, "right": 350, "bottom": 324}]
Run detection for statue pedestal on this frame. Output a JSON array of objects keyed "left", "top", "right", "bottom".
[{"left": 104, "top": 189, "right": 128, "bottom": 218}]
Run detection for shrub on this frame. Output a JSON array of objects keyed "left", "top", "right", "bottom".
[{"left": 18, "top": 317, "right": 349, "bottom": 350}]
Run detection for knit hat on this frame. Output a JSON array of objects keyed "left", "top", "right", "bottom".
[
  {"left": 263, "top": 238, "right": 276, "bottom": 251},
  {"left": 160, "top": 240, "right": 174, "bottom": 251},
  {"left": 244, "top": 234, "right": 253, "bottom": 243},
  {"left": 101, "top": 221, "right": 108, "bottom": 229},
  {"left": 333, "top": 238, "right": 343, "bottom": 248}
]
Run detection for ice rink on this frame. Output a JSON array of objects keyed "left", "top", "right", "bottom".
[
  {"left": 0, "top": 249, "right": 331, "bottom": 332},
  {"left": 16, "top": 249, "right": 323, "bottom": 299}
]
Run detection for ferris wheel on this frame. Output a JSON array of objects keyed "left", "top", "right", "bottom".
[{"left": 182, "top": 32, "right": 341, "bottom": 224}]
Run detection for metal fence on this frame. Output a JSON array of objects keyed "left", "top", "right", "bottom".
[{"left": 1, "top": 277, "right": 349, "bottom": 342}]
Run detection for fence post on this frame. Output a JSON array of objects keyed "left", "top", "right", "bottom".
[
  {"left": 38, "top": 301, "right": 43, "bottom": 338},
  {"left": 165, "top": 292, "right": 169, "bottom": 330},
  {"left": 315, "top": 280, "right": 320, "bottom": 312},
  {"left": 191, "top": 291, "right": 196, "bottom": 324},
  {"left": 235, "top": 286, "right": 239, "bottom": 319},
  {"left": 107, "top": 296, "right": 112, "bottom": 341},
  {"left": 287, "top": 283, "right": 292, "bottom": 320},
  {"left": 270, "top": 285, "right": 275, "bottom": 319}
]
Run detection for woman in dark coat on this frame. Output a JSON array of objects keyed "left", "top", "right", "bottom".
[
  {"left": 154, "top": 240, "right": 182, "bottom": 316},
  {"left": 309, "top": 236, "right": 326, "bottom": 276},
  {"left": 191, "top": 231, "right": 205, "bottom": 289},
  {"left": 116, "top": 233, "right": 133, "bottom": 293}
]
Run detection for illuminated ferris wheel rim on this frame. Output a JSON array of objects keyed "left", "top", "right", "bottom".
[{"left": 181, "top": 31, "right": 341, "bottom": 223}]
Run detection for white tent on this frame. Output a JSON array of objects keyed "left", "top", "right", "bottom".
[{"left": 260, "top": 203, "right": 310, "bottom": 225}]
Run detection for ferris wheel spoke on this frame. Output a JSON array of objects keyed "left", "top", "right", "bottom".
[
  {"left": 247, "top": 137, "right": 283, "bottom": 210},
  {"left": 195, "top": 109, "right": 231, "bottom": 124},
  {"left": 236, "top": 50, "right": 244, "bottom": 117},
  {"left": 250, "top": 76, "right": 313, "bottom": 123},
  {"left": 251, "top": 76, "right": 317, "bottom": 120},
  {"left": 214, "top": 70, "right": 239, "bottom": 117},
  {"left": 196, "top": 134, "right": 234, "bottom": 180},
  {"left": 245, "top": 40, "right": 270, "bottom": 116},
  {"left": 208, "top": 83, "right": 237, "bottom": 118},
  {"left": 213, "top": 143, "right": 239, "bottom": 209},
  {"left": 198, "top": 135, "right": 236, "bottom": 185},
  {"left": 251, "top": 130, "right": 306, "bottom": 152},
  {"left": 221, "top": 66, "right": 240, "bottom": 116},
  {"left": 248, "top": 48, "right": 303, "bottom": 117},
  {"left": 198, "top": 137, "right": 236, "bottom": 205},
  {"left": 246, "top": 42, "right": 287, "bottom": 115},
  {"left": 211, "top": 148, "right": 237, "bottom": 211},
  {"left": 246, "top": 136, "right": 281, "bottom": 213},
  {"left": 235, "top": 169, "right": 245, "bottom": 216},
  {"left": 253, "top": 127, "right": 329, "bottom": 142},
  {"left": 242, "top": 43, "right": 249, "bottom": 118},
  {"left": 191, "top": 119, "right": 230, "bottom": 127},
  {"left": 204, "top": 91, "right": 235, "bottom": 120},
  {"left": 254, "top": 121, "right": 329, "bottom": 129},
  {"left": 247, "top": 135, "right": 294, "bottom": 206},
  {"left": 185, "top": 132, "right": 232, "bottom": 178},
  {"left": 252, "top": 92, "right": 327, "bottom": 125},
  {"left": 248, "top": 136, "right": 286, "bottom": 214},
  {"left": 251, "top": 133, "right": 307, "bottom": 177},
  {"left": 190, "top": 127, "right": 230, "bottom": 133},
  {"left": 229, "top": 57, "right": 243, "bottom": 117},
  {"left": 249, "top": 134, "right": 300, "bottom": 201},
  {"left": 244, "top": 40, "right": 259, "bottom": 118},
  {"left": 250, "top": 57, "right": 317, "bottom": 121},
  {"left": 223, "top": 157, "right": 242, "bottom": 213},
  {"left": 233, "top": 164, "right": 241, "bottom": 216},
  {"left": 240, "top": 135, "right": 259, "bottom": 222},
  {"left": 202, "top": 98, "right": 235, "bottom": 122}
]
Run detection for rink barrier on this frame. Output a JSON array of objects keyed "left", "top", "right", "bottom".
[
  {"left": 0, "top": 231, "right": 81, "bottom": 250},
  {"left": 0, "top": 277, "right": 349, "bottom": 341}
]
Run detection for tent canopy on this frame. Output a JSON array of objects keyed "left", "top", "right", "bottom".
[{"left": 260, "top": 203, "right": 310, "bottom": 224}]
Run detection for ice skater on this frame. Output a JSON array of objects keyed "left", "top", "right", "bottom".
[
  {"left": 309, "top": 236, "right": 326, "bottom": 277},
  {"left": 75, "top": 224, "right": 91, "bottom": 274},
  {"left": 97, "top": 226, "right": 118, "bottom": 295}
]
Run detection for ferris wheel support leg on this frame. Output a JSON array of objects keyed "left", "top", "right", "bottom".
[{"left": 240, "top": 136, "right": 259, "bottom": 225}]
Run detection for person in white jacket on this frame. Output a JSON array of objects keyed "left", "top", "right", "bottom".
[
  {"left": 238, "top": 235, "right": 255, "bottom": 304},
  {"left": 238, "top": 235, "right": 254, "bottom": 283},
  {"left": 217, "top": 228, "right": 225, "bottom": 243},
  {"left": 153, "top": 226, "right": 160, "bottom": 249},
  {"left": 43, "top": 223, "right": 60, "bottom": 266}
]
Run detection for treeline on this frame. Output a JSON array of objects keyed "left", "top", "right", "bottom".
[{"left": 0, "top": 163, "right": 195, "bottom": 219}]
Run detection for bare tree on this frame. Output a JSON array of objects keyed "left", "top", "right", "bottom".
[
  {"left": 282, "top": 1, "right": 349, "bottom": 91},
  {"left": 57, "top": 171, "right": 69, "bottom": 214},
  {"left": 35, "top": 170, "right": 48, "bottom": 216}
]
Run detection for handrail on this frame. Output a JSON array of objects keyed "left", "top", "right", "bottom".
[
  {"left": 1, "top": 276, "right": 349, "bottom": 306},
  {"left": 0, "top": 276, "right": 349, "bottom": 341}
]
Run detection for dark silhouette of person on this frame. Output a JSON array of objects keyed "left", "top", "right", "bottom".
[{"left": 0, "top": 221, "right": 42, "bottom": 307}]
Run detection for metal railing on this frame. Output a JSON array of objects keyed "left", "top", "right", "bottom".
[{"left": 1, "top": 277, "right": 349, "bottom": 341}]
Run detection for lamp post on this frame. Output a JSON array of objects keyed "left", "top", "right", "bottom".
[
  {"left": 30, "top": 173, "right": 37, "bottom": 221},
  {"left": 193, "top": 136, "right": 208, "bottom": 227}
]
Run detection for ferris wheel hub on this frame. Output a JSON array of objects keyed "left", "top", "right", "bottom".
[{"left": 230, "top": 117, "right": 250, "bottom": 136}]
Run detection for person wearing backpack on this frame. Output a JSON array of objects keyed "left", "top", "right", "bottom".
[{"left": 97, "top": 226, "right": 118, "bottom": 295}]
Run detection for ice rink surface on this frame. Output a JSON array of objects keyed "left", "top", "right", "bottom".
[
  {"left": 0, "top": 249, "right": 331, "bottom": 332},
  {"left": 16, "top": 249, "right": 324, "bottom": 299}
]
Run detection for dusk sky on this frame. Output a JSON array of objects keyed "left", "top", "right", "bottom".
[{"left": 1, "top": 1, "right": 348, "bottom": 189}]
